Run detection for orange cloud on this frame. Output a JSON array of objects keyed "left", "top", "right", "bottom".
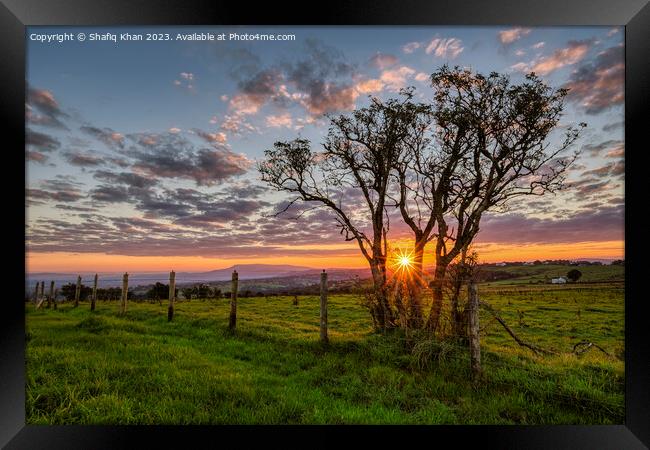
[
  {"left": 514, "top": 40, "right": 592, "bottom": 76},
  {"left": 499, "top": 27, "right": 532, "bottom": 44},
  {"left": 355, "top": 78, "right": 384, "bottom": 94},
  {"left": 380, "top": 66, "right": 416, "bottom": 91},
  {"left": 265, "top": 112, "right": 293, "bottom": 128}
]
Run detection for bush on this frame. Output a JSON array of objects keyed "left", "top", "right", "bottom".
[{"left": 567, "top": 269, "right": 582, "bottom": 282}]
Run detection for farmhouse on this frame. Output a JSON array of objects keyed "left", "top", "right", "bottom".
[{"left": 551, "top": 277, "right": 567, "bottom": 284}]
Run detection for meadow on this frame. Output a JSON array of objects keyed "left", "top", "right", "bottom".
[{"left": 25, "top": 279, "right": 624, "bottom": 425}]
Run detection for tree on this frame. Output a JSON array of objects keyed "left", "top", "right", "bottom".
[
  {"left": 406, "top": 66, "right": 585, "bottom": 333},
  {"left": 146, "top": 282, "right": 169, "bottom": 301},
  {"left": 60, "top": 283, "right": 91, "bottom": 302},
  {"left": 259, "top": 90, "right": 430, "bottom": 330},
  {"left": 567, "top": 269, "right": 582, "bottom": 282}
]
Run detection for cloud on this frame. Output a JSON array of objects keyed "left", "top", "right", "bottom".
[
  {"left": 229, "top": 69, "right": 285, "bottom": 115},
  {"left": 563, "top": 44, "right": 624, "bottom": 114},
  {"left": 26, "top": 128, "right": 61, "bottom": 152},
  {"left": 65, "top": 152, "right": 105, "bottom": 167},
  {"left": 27, "top": 177, "right": 85, "bottom": 204},
  {"left": 581, "top": 160, "right": 625, "bottom": 178},
  {"left": 220, "top": 113, "right": 258, "bottom": 134},
  {"left": 531, "top": 42, "right": 545, "bottom": 49},
  {"left": 124, "top": 132, "right": 251, "bottom": 186},
  {"left": 193, "top": 128, "right": 228, "bottom": 144},
  {"left": 89, "top": 185, "right": 130, "bottom": 203},
  {"left": 93, "top": 170, "right": 159, "bottom": 189},
  {"left": 26, "top": 151, "right": 48, "bottom": 163},
  {"left": 513, "top": 39, "right": 592, "bottom": 75},
  {"left": 581, "top": 139, "right": 623, "bottom": 157},
  {"left": 173, "top": 72, "right": 196, "bottom": 92},
  {"left": 225, "top": 39, "right": 359, "bottom": 118},
  {"left": 565, "top": 177, "right": 618, "bottom": 197},
  {"left": 533, "top": 40, "right": 592, "bottom": 75},
  {"left": 498, "top": 28, "right": 532, "bottom": 45},
  {"left": 26, "top": 87, "right": 70, "bottom": 129},
  {"left": 379, "top": 66, "right": 416, "bottom": 91},
  {"left": 265, "top": 112, "right": 293, "bottom": 128},
  {"left": 425, "top": 38, "right": 464, "bottom": 59},
  {"left": 354, "top": 78, "right": 384, "bottom": 94},
  {"left": 368, "top": 53, "right": 398, "bottom": 69},
  {"left": 476, "top": 205, "right": 624, "bottom": 245},
  {"left": 602, "top": 121, "right": 624, "bottom": 132},
  {"left": 402, "top": 42, "right": 421, "bottom": 54},
  {"left": 80, "top": 126, "right": 125, "bottom": 149},
  {"left": 27, "top": 188, "right": 84, "bottom": 203},
  {"left": 414, "top": 72, "right": 429, "bottom": 82},
  {"left": 605, "top": 147, "right": 625, "bottom": 158}
]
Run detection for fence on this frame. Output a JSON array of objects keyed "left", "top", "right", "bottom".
[{"left": 28, "top": 269, "right": 333, "bottom": 346}]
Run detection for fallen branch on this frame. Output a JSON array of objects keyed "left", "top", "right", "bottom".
[
  {"left": 479, "top": 300, "right": 558, "bottom": 356},
  {"left": 572, "top": 340, "right": 614, "bottom": 358}
]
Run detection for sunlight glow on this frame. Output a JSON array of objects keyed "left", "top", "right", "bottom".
[{"left": 399, "top": 256, "right": 413, "bottom": 268}]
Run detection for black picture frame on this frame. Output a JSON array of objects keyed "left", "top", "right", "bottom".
[{"left": 2, "top": 0, "right": 648, "bottom": 447}]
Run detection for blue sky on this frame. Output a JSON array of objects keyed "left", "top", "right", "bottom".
[{"left": 25, "top": 26, "right": 625, "bottom": 272}]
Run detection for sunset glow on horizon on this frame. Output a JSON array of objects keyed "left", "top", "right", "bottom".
[{"left": 27, "top": 239, "right": 624, "bottom": 273}]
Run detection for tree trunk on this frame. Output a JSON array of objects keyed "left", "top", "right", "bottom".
[
  {"left": 408, "top": 237, "right": 427, "bottom": 328},
  {"left": 370, "top": 259, "right": 394, "bottom": 331},
  {"left": 450, "top": 275, "right": 465, "bottom": 337},
  {"left": 426, "top": 262, "right": 447, "bottom": 333}
]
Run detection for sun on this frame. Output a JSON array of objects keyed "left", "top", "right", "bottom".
[
  {"left": 399, "top": 255, "right": 413, "bottom": 268},
  {"left": 390, "top": 249, "right": 415, "bottom": 275}
]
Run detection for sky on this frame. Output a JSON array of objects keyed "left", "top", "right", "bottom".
[{"left": 25, "top": 26, "right": 625, "bottom": 273}]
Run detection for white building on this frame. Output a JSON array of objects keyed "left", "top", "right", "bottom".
[
  {"left": 551, "top": 277, "right": 567, "bottom": 284},
  {"left": 496, "top": 262, "right": 507, "bottom": 267}
]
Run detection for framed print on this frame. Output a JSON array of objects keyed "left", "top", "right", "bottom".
[{"left": 2, "top": 0, "right": 648, "bottom": 447}]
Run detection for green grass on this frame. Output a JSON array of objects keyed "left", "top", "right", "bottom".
[
  {"left": 25, "top": 283, "right": 624, "bottom": 424},
  {"left": 482, "top": 264, "right": 624, "bottom": 285}
]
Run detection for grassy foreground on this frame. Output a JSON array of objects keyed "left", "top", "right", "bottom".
[{"left": 25, "top": 283, "right": 624, "bottom": 424}]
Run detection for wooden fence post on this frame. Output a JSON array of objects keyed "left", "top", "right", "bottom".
[
  {"left": 120, "top": 272, "right": 129, "bottom": 315},
  {"left": 32, "top": 281, "right": 39, "bottom": 305},
  {"left": 90, "top": 274, "right": 98, "bottom": 311},
  {"left": 53, "top": 288, "right": 58, "bottom": 310},
  {"left": 168, "top": 271, "right": 176, "bottom": 322},
  {"left": 74, "top": 275, "right": 81, "bottom": 307},
  {"left": 35, "top": 281, "right": 45, "bottom": 309},
  {"left": 468, "top": 281, "right": 482, "bottom": 378},
  {"left": 229, "top": 270, "right": 238, "bottom": 331},
  {"left": 47, "top": 281, "right": 54, "bottom": 309},
  {"left": 320, "top": 270, "right": 329, "bottom": 345}
]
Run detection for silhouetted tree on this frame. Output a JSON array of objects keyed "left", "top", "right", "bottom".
[
  {"left": 60, "top": 283, "right": 92, "bottom": 302},
  {"left": 567, "top": 269, "right": 582, "bottom": 282},
  {"left": 146, "top": 282, "right": 169, "bottom": 301},
  {"left": 260, "top": 89, "right": 430, "bottom": 330},
  {"left": 407, "top": 66, "right": 585, "bottom": 333}
]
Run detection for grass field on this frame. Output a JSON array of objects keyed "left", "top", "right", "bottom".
[{"left": 25, "top": 280, "right": 624, "bottom": 425}]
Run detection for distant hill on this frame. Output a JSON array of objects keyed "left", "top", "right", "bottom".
[
  {"left": 177, "top": 264, "right": 315, "bottom": 282},
  {"left": 26, "top": 264, "right": 360, "bottom": 289}
]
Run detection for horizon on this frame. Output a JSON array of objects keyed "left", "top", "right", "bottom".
[
  {"left": 26, "top": 26, "right": 624, "bottom": 272},
  {"left": 26, "top": 256, "right": 623, "bottom": 275}
]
